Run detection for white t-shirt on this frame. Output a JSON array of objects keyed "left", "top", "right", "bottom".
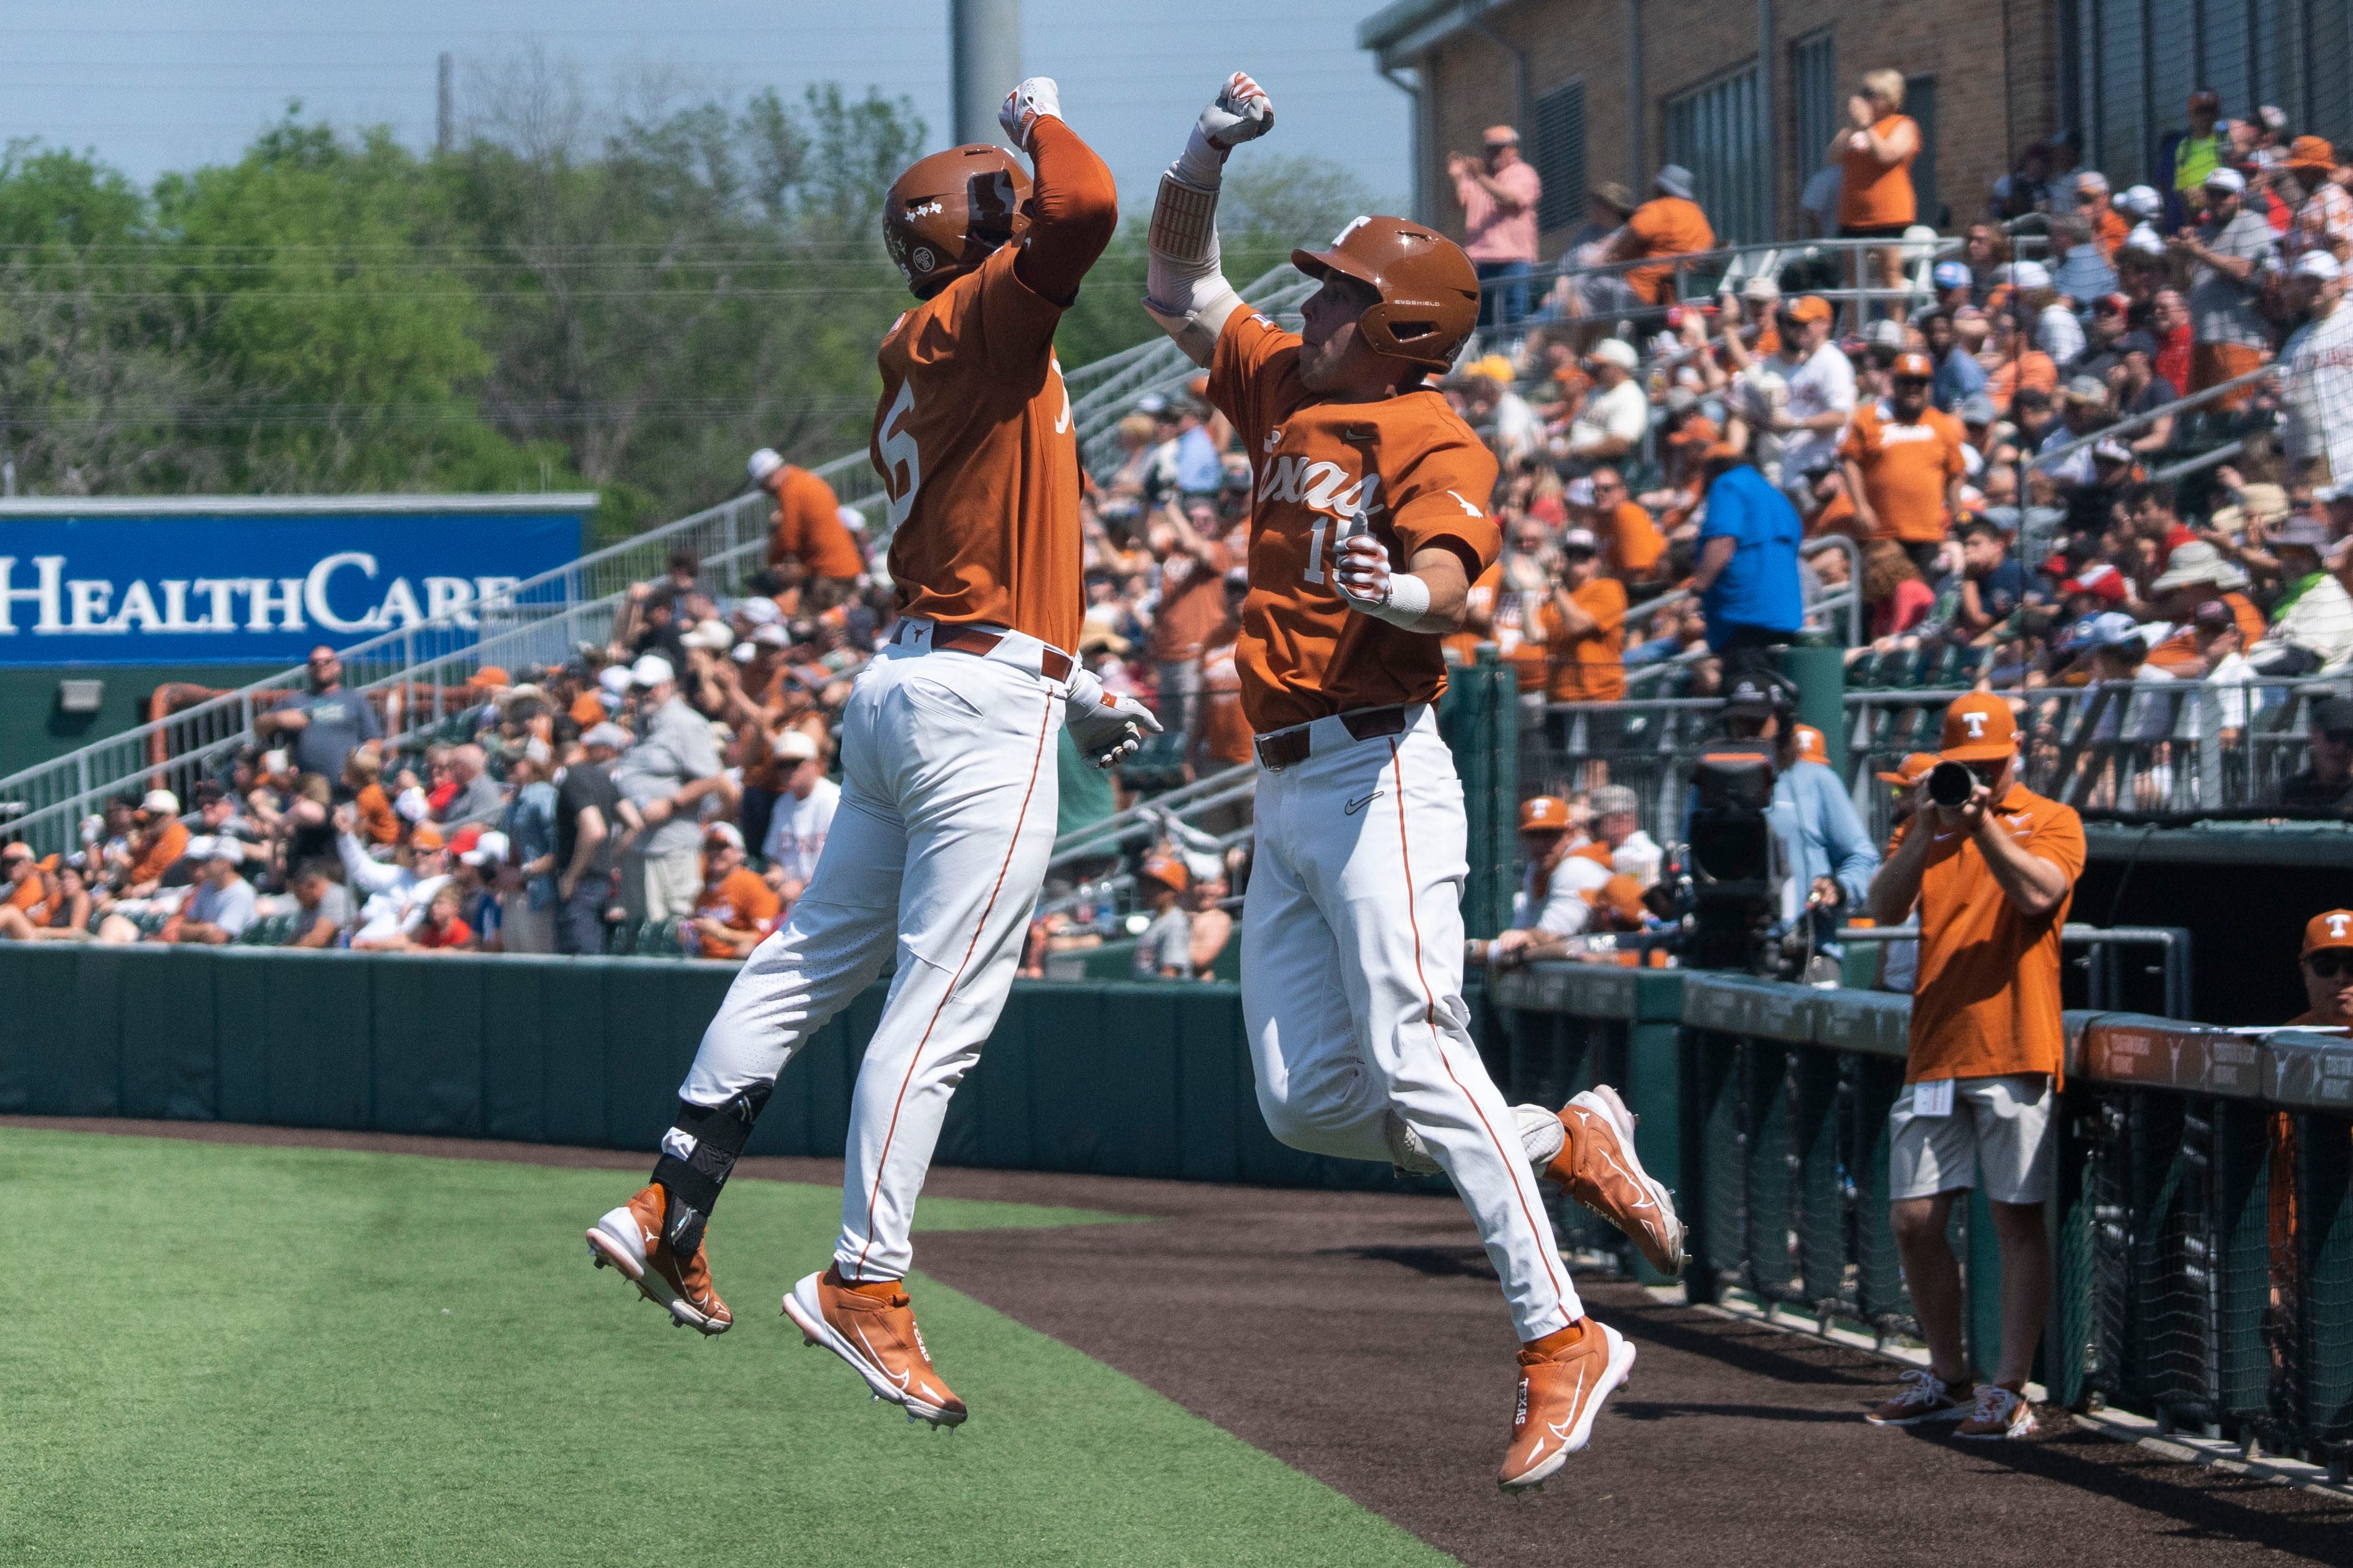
[
  {"left": 1612, "top": 829, "right": 1665, "bottom": 889},
  {"left": 1510, "top": 853, "right": 1613, "bottom": 937},
  {"left": 1779, "top": 343, "right": 1856, "bottom": 485},
  {"left": 1569, "top": 378, "right": 1650, "bottom": 455},
  {"left": 761, "top": 776, "right": 841, "bottom": 885},
  {"left": 2281, "top": 305, "right": 2353, "bottom": 485}
]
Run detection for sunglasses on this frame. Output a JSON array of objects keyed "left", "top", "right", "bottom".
[{"left": 2307, "top": 953, "right": 2353, "bottom": 979}]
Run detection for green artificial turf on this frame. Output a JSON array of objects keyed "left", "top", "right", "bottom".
[{"left": 0, "top": 1129, "right": 1449, "bottom": 1568}]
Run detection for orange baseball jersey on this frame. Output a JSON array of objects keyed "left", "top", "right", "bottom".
[
  {"left": 767, "top": 465, "right": 866, "bottom": 581},
  {"left": 1839, "top": 401, "right": 1967, "bottom": 544},
  {"left": 1207, "top": 309, "right": 1502, "bottom": 733},
  {"left": 873, "top": 244, "right": 1083, "bottom": 653}
]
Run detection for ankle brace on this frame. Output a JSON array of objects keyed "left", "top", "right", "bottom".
[{"left": 650, "top": 1088, "right": 770, "bottom": 1253}]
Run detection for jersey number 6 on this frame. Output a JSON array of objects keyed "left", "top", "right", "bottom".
[{"left": 880, "top": 382, "right": 921, "bottom": 530}]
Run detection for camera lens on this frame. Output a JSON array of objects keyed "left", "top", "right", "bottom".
[{"left": 1928, "top": 761, "right": 1976, "bottom": 808}]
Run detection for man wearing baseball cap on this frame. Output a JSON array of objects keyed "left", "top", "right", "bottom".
[
  {"left": 1447, "top": 125, "right": 1541, "bottom": 329},
  {"left": 611, "top": 651, "right": 730, "bottom": 927},
  {"left": 2281, "top": 250, "right": 2351, "bottom": 491},
  {"left": 685, "top": 821, "right": 778, "bottom": 962},
  {"left": 1839, "top": 349, "right": 1967, "bottom": 571},
  {"left": 748, "top": 447, "right": 863, "bottom": 612},
  {"left": 1131, "top": 852, "right": 1196, "bottom": 979},
  {"left": 2287, "top": 910, "right": 2353, "bottom": 1028},
  {"left": 1603, "top": 163, "right": 1715, "bottom": 309},
  {"left": 1864, "top": 693, "right": 2083, "bottom": 1439},
  {"left": 1538, "top": 527, "right": 1627, "bottom": 709},
  {"left": 1480, "top": 796, "right": 1614, "bottom": 966},
  {"left": 2171, "top": 163, "right": 2280, "bottom": 408}
]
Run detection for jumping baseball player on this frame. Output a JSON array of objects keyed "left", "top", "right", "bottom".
[
  {"left": 1142, "top": 74, "right": 1682, "bottom": 1492},
  {"left": 585, "top": 80, "right": 1156, "bottom": 1430}
]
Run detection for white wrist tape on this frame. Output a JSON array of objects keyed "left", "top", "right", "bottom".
[
  {"left": 1353, "top": 570, "right": 1432, "bottom": 629},
  {"left": 1172, "top": 125, "right": 1225, "bottom": 191}
]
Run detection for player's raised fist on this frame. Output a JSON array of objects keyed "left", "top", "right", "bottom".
[
  {"left": 1334, "top": 531, "right": 1394, "bottom": 607},
  {"left": 1199, "top": 72, "right": 1274, "bottom": 153},
  {"left": 999, "top": 77, "right": 1062, "bottom": 149}
]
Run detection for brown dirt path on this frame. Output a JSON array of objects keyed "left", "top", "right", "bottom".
[{"left": 16, "top": 1117, "right": 2350, "bottom": 1566}]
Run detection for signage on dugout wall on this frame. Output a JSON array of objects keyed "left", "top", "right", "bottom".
[{"left": 0, "top": 494, "right": 592, "bottom": 666}]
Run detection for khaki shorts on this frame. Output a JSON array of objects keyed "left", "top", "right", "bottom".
[{"left": 1888, "top": 1074, "right": 2055, "bottom": 1205}]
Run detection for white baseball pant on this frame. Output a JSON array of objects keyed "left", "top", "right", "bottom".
[
  {"left": 682, "top": 625, "right": 1065, "bottom": 1280},
  {"left": 1241, "top": 706, "right": 1582, "bottom": 1342}
]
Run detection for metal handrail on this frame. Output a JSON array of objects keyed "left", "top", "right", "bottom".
[
  {"left": 1047, "top": 761, "right": 1256, "bottom": 867},
  {"left": 1841, "top": 922, "right": 2194, "bottom": 1020},
  {"left": 2025, "top": 360, "right": 2280, "bottom": 475}
]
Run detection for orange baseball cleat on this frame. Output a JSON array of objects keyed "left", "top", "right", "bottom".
[
  {"left": 783, "top": 1266, "right": 968, "bottom": 1429},
  {"left": 1498, "top": 1318, "right": 1636, "bottom": 1492},
  {"left": 585, "top": 1184, "right": 733, "bottom": 1335},
  {"left": 1547, "top": 1085, "right": 1687, "bottom": 1275}
]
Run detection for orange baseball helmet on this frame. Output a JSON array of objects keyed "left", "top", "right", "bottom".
[
  {"left": 883, "top": 144, "right": 1032, "bottom": 298},
  {"left": 1291, "top": 215, "right": 1479, "bottom": 373}
]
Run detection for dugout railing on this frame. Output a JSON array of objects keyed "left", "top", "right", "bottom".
[{"left": 1484, "top": 962, "right": 2353, "bottom": 1475}]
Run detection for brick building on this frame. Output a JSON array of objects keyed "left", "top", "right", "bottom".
[{"left": 1360, "top": 0, "right": 2353, "bottom": 253}]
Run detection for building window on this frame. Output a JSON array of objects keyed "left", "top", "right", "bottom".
[
  {"left": 1666, "top": 64, "right": 1765, "bottom": 246},
  {"left": 1534, "top": 79, "right": 1588, "bottom": 235},
  {"left": 1791, "top": 31, "right": 1837, "bottom": 184}
]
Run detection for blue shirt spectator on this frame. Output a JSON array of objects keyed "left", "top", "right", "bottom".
[
  {"left": 1696, "top": 462, "right": 1804, "bottom": 650},
  {"left": 1173, "top": 422, "right": 1222, "bottom": 495},
  {"left": 1933, "top": 342, "right": 1986, "bottom": 413}
]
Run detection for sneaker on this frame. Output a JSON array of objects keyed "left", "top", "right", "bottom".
[
  {"left": 1497, "top": 1317, "right": 1637, "bottom": 1492},
  {"left": 1545, "top": 1086, "right": 1686, "bottom": 1275},
  {"left": 783, "top": 1266, "right": 968, "bottom": 1428},
  {"left": 1955, "top": 1383, "right": 2038, "bottom": 1440},
  {"left": 585, "top": 1183, "right": 732, "bottom": 1335},
  {"left": 1864, "top": 1368, "right": 1972, "bottom": 1426}
]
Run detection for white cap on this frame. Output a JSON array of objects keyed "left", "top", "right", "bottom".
[
  {"left": 773, "top": 729, "right": 820, "bottom": 762},
  {"left": 703, "top": 821, "right": 745, "bottom": 851},
  {"left": 142, "top": 789, "right": 180, "bottom": 815},
  {"left": 2126, "top": 224, "right": 2168, "bottom": 256},
  {"left": 581, "top": 722, "right": 630, "bottom": 751},
  {"left": 2008, "top": 260, "right": 2053, "bottom": 290},
  {"left": 1869, "top": 318, "right": 1905, "bottom": 347},
  {"left": 751, "top": 623, "right": 790, "bottom": 648},
  {"left": 460, "top": 829, "right": 509, "bottom": 867},
  {"left": 630, "top": 653, "right": 675, "bottom": 688},
  {"left": 2205, "top": 167, "right": 2247, "bottom": 193},
  {"left": 210, "top": 839, "right": 243, "bottom": 865},
  {"left": 747, "top": 447, "right": 785, "bottom": 484},
  {"left": 1590, "top": 337, "right": 1638, "bottom": 370},
  {"left": 394, "top": 785, "right": 430, "bottom": 822},
  {"left": 2117, "top": 183, "right": 2163, "bottom": 218},
  {"left": 736, "top": 595, "right": 781, "bottom": 626},
  {"left": 2295, "top": 250, "right": 2343, "bottom": 281},
  {"left": 836, "top": 504, "right": 869, "bottom": 535},
  {"left": 1563, "top": 476, "right": 1596, "bottom": 507},
  {"left": 598, "top": 665, "right": 633, "bottom": 696},
  {"left": 1741, "top": 273, "right": 1781, "bottom": 300},
  {"left": 731, "top": 641, "right": 758, "bottom": 665},
  {"left": 682, "top": 620, "right": 733, "bottom": 651}
]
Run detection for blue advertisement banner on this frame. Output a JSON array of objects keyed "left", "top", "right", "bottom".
[{"left": 0, "top": 504, "right": 585, "bottom": 666}]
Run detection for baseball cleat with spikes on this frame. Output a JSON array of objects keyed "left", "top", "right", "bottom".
[
  {"left": 585, "top": 1183, "right": 731, "bottom": 1335},
  {"left": 783, "top": 1266, "right": 967, "bottom": 1428},
  {"left": 1546, "top": 1086, "right": 1686, "bottom": 1275},
  {"left": 1499, "top": 1317, "right": 1635, "bottom": 1493}
]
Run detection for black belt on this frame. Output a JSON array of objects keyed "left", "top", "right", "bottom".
[
  {"left": 1254, "top": 705, "right": 1412, "bottom": 771},
  {"left": 898, "top": 621, "right": 1074, "bottom": 683}
]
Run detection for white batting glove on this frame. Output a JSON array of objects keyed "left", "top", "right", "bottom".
[
  {"left": 1000, "top": 77, "right": 1062, "bottom": 150},
  {"left": 1065, "top": 665, "right": 1165, "bottom": 769},
  {"left": 1200, "top": 73, "right": 1274, "bottom": 152},
  {"left": 1334, "top": 531, "right": 1432, "bottom": 628}
]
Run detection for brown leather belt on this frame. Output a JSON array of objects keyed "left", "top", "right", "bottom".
[
  {"left": 901, "top": 621, "right": 1074, "bottom": 683},
  {"left": 1253, "top": 704, "right": 1412, "bottom": 771}
]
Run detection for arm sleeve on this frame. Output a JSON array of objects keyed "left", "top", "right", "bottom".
[
  {"left": 1013, "top": 117, "right": 1118, "bottom": 307},
  {"left": 337, "top": 832, "right": 403, "bottom": 895},
  {"left": 1817, "top": 772, "right": 1882, "bottom": 907}
]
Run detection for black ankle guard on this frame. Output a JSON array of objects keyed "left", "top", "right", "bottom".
[{"left": 650, "top": 1088, "right": 771, "bottom": 1252}]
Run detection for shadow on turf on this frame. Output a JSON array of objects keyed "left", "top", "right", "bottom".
[
  {"left": 1612, "top": 1400, "right": 1861, "bottom": 1424},
  {"left": 1891, "top": 1418, "right": 2353, "bottom": 1560}
]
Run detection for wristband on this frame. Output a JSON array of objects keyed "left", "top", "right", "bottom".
[
  {"left": 1172, "top": 126, "right": 1225, "bottom": 191},
  {"left": 1353, "top": 569, "right": 1432, "bottom": 629}
]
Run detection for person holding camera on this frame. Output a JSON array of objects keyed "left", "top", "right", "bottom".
[{"left": 1864, "top": 694, "right": 2083, "bottom": 1440}]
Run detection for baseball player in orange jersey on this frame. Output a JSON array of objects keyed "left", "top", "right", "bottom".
[
  {"left": 1144, "top": 74, "right": 1685, "bottom": 1491},
  {"left": 585, "top": 80, "right": 1157, "bottom": 1429}
]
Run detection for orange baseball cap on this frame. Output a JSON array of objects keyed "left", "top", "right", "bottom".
[
  {"left": 474, "top": 666, "right": 511, "bottom": 688},
  {"left": 1138, "top": 854, "right": 1189, "bottom": 894},
  {"left": 1877, "top": 751, "right": 1941, "bottom": 786},
  {"left": 1519, "top": 796, "right": 1572, "bottom": 832},
  {"left": 1939, "top": 693, "right": 2018, "bottom": 762},
  {"left": 2304, "top": 910, "right": 2353, "bottom": 956},
  {"left": 411, "top": 824, "right": 447, "bottom": 850},
  {"left": 1793, "top": 724, "right": 1829, "bottom": 765},
  {"left": 1785, "top": 295, "right": 1832, "bottom": 325},
  {"left": 1891, "top": 350, "right": 1935, "bottom": 379}
]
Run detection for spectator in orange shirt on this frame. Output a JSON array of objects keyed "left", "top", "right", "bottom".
[
  {"left": 1191, "top": 572, "right": 1255, "bottom": 775},
  {"left": 1980, "top": 311, "right": 2057, "bottom": 414},
  {"left": 2287, "top": 910, "right": 2353, "bottom": 1027},
  {"left": 1832, "top": 70, "right": 1922, "bottom": 312},
  {"left": 1541, "top": 528, "right": 1627, "bottom": 711},
  {"left": 124, "top": 790, "right": 190, "bottom": 897},
  {"left": 1864, "top": 694, "right": 2083, "bottom": 1441},
  {"left": 1839, "top": 350, "right": 1968, "bottom": 573},
  {"left": 1607, "top": 165, "right": 1716, "bottom": 309},
  {"left": 345, "top": 748, "right": 402, "bottom": 847},
  {"left": 687, "top": 822, "right": 780, "bottom": 962},
  {"left": 750, "top": 447, "right": 864, "bottom": 611},
  {"left": 1, "top": 842, "right": 52, "bottom": 930},
  {"left": 1590, "top": 466, "right": 1665, "bottom": 583}
]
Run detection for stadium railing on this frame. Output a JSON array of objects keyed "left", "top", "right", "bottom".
[
  {"left": 0, "top": 265, "right": 1311, "bottom": 857},
  {"left": 1487, "top": 963, "right": 2353, "bottom": 1473}
]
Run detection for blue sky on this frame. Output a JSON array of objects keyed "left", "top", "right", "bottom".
[{"left": 0, "top": 0, "right": 1409, "bottom": 205}]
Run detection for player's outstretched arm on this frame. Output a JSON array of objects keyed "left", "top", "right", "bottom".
[
  {"left": 1000, "top": 78, "right": 1119, "bottom": 304},
  {"left": 1143, "top": 72, "right": 1274, "bottom": 368}
]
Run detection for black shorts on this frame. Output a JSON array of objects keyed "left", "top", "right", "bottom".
[{"left": 1838, "top": 222, "right": 1912, "bottom": 241}]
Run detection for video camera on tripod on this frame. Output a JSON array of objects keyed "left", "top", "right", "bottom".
[{"left": 1663, "top": 672, "right": 1809, "bottom": 979}]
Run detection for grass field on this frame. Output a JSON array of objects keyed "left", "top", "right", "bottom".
[{"left": 0, "top": 1129, "right": 1448, "bottom": 1567}]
